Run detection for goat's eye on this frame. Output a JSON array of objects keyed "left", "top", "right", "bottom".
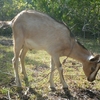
[{"left": 91, "top": 66, "right": 95, "bottom": 72}]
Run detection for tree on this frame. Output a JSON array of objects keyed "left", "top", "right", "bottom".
[{"left": 0, "top": 0, "right": 100, "bottom": 44}]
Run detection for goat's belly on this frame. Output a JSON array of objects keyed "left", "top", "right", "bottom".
[{"left": 25, "top": 39, "right": 42, "bottom": 50}]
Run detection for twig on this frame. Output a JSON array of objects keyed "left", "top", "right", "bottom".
[
  {"left": 8, "top": 90, "right": 11, "bottom": 100},
  {"left": 24, "top": 87, "right": 29, "bottom": 95},
  {"left": 0, "top": 70, "right": 14, "bottom": 76},
  {"left": 82, "top": 23, "right": 89, "bottom": 31},
  {"left": 70, "top": 24, "right": 76, "bottom": 30}
]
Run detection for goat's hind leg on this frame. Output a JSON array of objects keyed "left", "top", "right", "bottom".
[
  {"left": 20, "top": 47, "right": 28, "bottom": 78},
  {"left": 19, "top": 47, "right": 29, "bottom": 86},
  {"left": 12, "top": 41, "right": 23, "bottom": 87}
]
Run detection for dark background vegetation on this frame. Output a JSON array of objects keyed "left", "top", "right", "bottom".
[
  {"left": 0, "top": 0, "right": 100, "bottom": 49},
  {"left": 0, "top": 0, "right": 100, "bottom": 52}
]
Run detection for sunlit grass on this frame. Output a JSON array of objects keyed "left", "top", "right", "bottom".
[{"left": 0, "top": 36, "right": 100, "bottom": 99}]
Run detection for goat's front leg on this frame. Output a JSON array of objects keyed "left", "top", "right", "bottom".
[
  {"left": 49, "top": 57, "right": 56, "bottom": 91},
  {"left": 53, "top": 57, "right": 68, "bottom": 89},
  {"left": 52, "top": 56, "right": 72, "bottom": 98}
]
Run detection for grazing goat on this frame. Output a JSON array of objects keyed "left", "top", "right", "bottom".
[{"left": 0, "top": 10, "right": 100, "bottom": 90}]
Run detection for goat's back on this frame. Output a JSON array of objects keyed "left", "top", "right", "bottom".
[{"left": 12, "top": 10, "right": 72, "bottom": 56}]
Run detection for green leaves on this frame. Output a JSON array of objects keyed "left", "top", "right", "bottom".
[{"left": 0, "top": 0, "right": 100, "bottom": 43}]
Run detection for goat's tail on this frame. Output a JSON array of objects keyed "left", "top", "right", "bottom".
[{"left": 0, "top": 21, "right": 12, "bottom": 29}]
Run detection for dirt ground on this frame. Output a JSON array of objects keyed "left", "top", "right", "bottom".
[{"left": 0, "top": 38, "right": 100, "bottom": 100}]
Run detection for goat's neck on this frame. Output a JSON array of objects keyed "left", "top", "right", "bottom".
[{"left": 70, "top": 41, "right": 93, "bottom": 64}]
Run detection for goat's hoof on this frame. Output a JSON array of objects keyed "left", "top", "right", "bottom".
[
  {"left": 63, "top": 88, "right": 72, "bottom": 98},
  {"left": 15, "top": 80, "right": 21, "bottom": 87},
  {"left": 50, "top": 87, "right": 56, "bottom": 92}
]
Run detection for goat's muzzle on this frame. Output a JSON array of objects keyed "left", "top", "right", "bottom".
[{"left": 88, "top": 62, "right": 100, "bottom": 82}]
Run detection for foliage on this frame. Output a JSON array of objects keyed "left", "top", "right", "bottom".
[{"left": 0, "top": 0, "right": 100, "bottom": 43}]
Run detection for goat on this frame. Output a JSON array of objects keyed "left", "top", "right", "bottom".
[{"left": 0, "top": 10, "right": 100, "bottom": 90}]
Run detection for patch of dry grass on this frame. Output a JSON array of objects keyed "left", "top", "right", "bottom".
[{"left": 0, "top": 36, "right": 100, "bottom": 100}]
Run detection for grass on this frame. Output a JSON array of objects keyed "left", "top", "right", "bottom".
[{"left": 0, "top": 36, "right": 100, "bottom": 100}]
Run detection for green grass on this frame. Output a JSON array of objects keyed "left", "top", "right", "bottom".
[{"left": 0, "top": 36, "right": 100, "bottom": 100}]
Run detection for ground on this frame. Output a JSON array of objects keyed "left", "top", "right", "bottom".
[{"left": 0, "top": 36, "right": 100, "bottom": 100}]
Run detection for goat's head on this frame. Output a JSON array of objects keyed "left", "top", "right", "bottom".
[{"left": 83, "top": 55, "right": 100, "bottom": 82}]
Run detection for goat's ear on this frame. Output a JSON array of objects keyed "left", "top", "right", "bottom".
[{"left": 89, "top": 55, "right": 100, "bottom": 62}]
